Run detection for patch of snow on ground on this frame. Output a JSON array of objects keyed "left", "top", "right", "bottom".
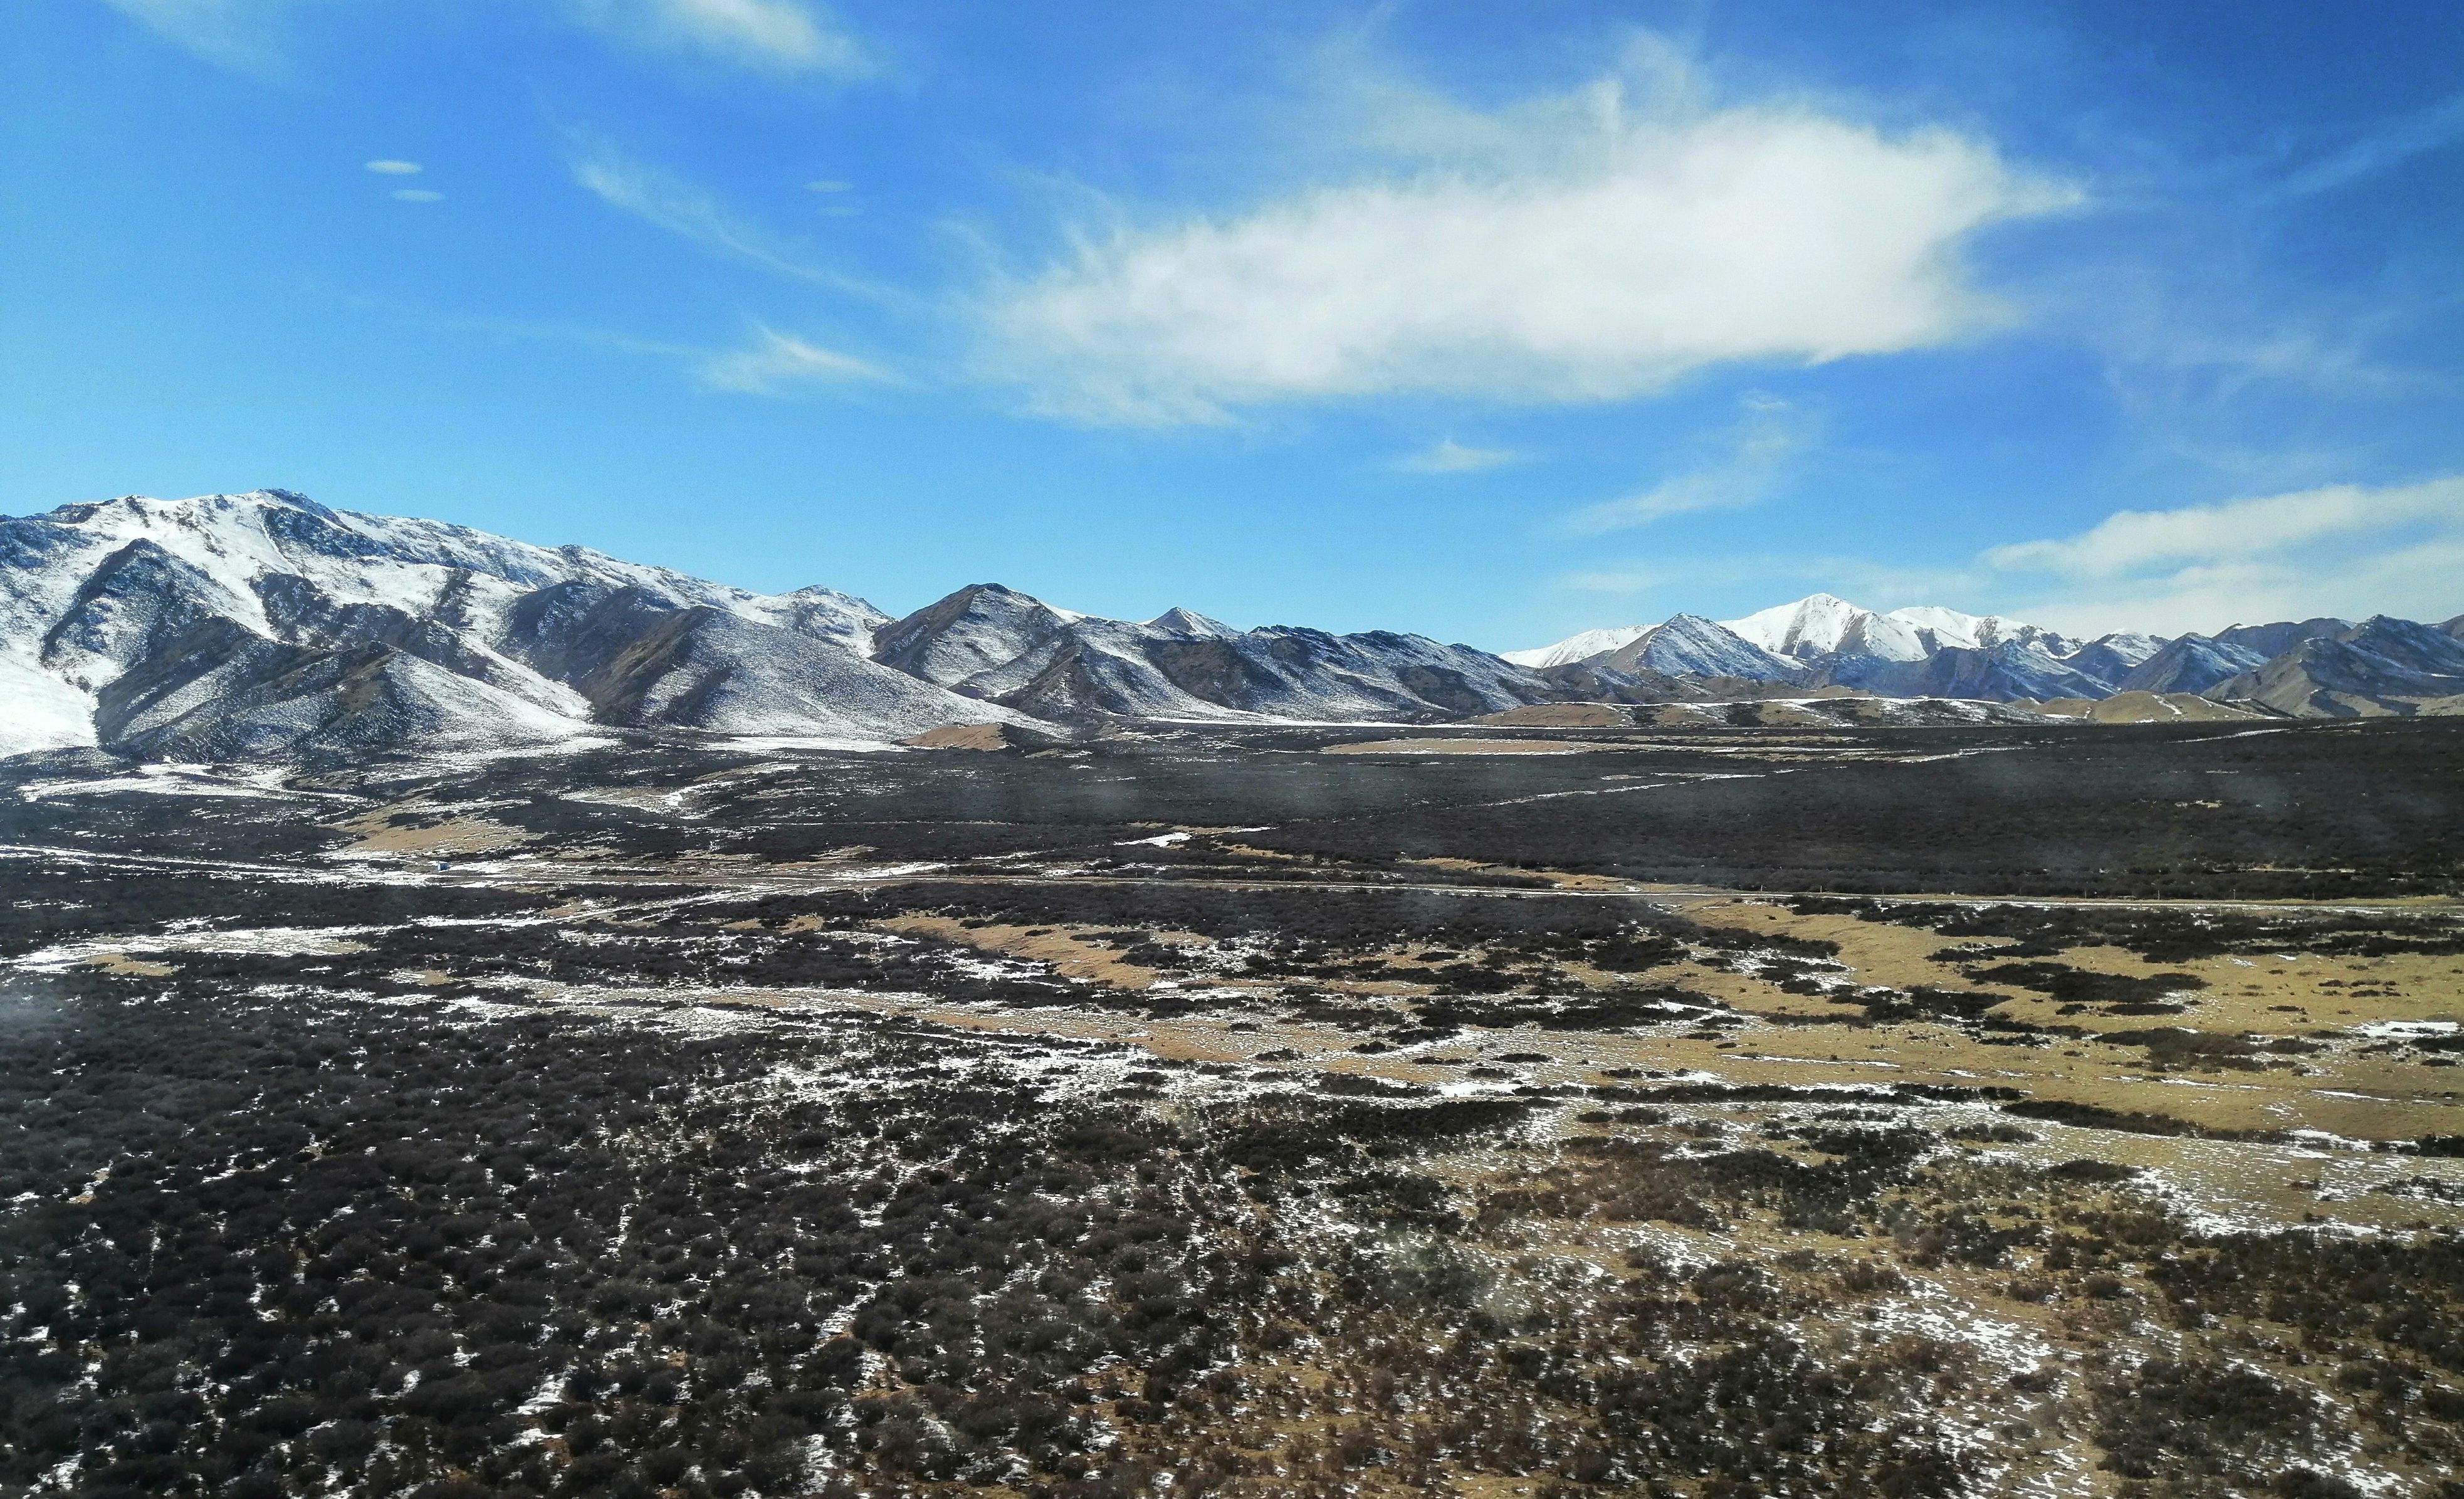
[{"left": 15, "top": 926, "right": 380, "bottom": 971}]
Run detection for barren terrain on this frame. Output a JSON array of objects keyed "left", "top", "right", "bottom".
[{"left": 4, "top": 717, "right": 2461, "bottom": 1499}]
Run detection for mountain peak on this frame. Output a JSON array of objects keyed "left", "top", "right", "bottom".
[
  {"left": 1499, "top": 624, "right": 1652, "bottom": 668},
  {"left": 247, "top": 488, "right": 335, "bottom": 517},
  {"left": 1148, "top": 606, "right": 1235, "bottom": 638},
  {"left": 1598, "top": 614, "right": 1805, "bottom": 683},
  {"left": 1725, "top": 594, "right": 1926, "bottom": 662}
]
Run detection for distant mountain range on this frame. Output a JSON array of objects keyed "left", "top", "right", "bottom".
[
  {"left": 3, "top": 492, "right": 2460, "bottom": 762},
  {"left": 1510, "top": 593, "right": 2464, "bottom": 718}
]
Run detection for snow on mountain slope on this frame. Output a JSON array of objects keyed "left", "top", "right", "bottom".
[
  {"left": 1220, "top": 626, "right": 1548, "bottom": 720},
  {"left": 2215, "top": 618, "right": 2349, "bottom": 660},
  {"left": 2054, "top": 631, "right": 2167, "bottom": 692},
  {"left": 2119, "top": 635, "right": 2268, "bottom": 696},
  {"left": 1722, "top": 594, "right": 2087, "bottom": 668},
  {"left": 1147, "top": 607, "right": 1237, "bottom": 638},
  {"left": 875, "top": 584, "right": 1555, "bottom": 723},
  {"left": 1884, "top": 604, "right": 2070, "bottom": 655},
  {"left": 495, "top": 581, "right": 1029, "bottom": 739},
  {"left": 1593, "top": 615, "right": 1805, "bottom": 683},
  {"left": 15, "top": 490, "right": 2447, "bottom": 750},
  {"left": 2077, "top": 631, "right": 2164, "bottom": 666},
  {"left": 1501, "top": 626, "right": 1652, "bottom": 668},
  {"left": 872, "top": 584, "right": 1078, "bottom": 689},
  {"left": 2208, "top": 616, "right": 2464, "bottom": 717},
  {"left": 1724, "top": 594, "right": 1932, "bottom": 662},
  {"left": 1835, "top": 638, "right": 2112, "bottom": 701},
  {"left": 742, "top": 585, "right": 892, "bottom": 655},
  {"left": 0, "top": 653, "right": 95, "bottom": 757},
  {"left": 112, "top": 642, "right": 589, "bottom": 762},
  {"left": 3, "top": 490, "right": 1554, "bottom": 756},
  {"left": 0, "top": 490, "right": 995, "bottom": 758}
]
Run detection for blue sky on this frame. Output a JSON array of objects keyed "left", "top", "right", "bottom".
[{"left": 5, "top": 1, "right": 2460, "bottom": 648}]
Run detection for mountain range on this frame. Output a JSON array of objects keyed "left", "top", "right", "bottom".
[
  {"left": 1511, "top": 593, "right": 2464, "bottom": 716},
  {"left": 3, "top": 491, "right": 2460, "bottom": 762}
]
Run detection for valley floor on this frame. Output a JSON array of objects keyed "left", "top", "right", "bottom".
[{"left": 3, "top": 718, "right": 2461, "bottom": 1498}]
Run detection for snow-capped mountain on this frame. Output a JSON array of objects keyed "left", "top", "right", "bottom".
[
  {"left": 1720, "top": 594, "right": 2078, "bottom": 664},
  {"left": 0, "top": 490, "right": 1571, "bottom": 761},
  {"left": 1516, "top": 595, "right": 2190, "bottom": 704},
  {"left": 1828, "top": 638, "right": 2113, "bottom": 702},
  {"left": 1146, "top": 606, "right": 1236, "bottom": 639},
  {"left": 2117, "top": 635, "right": 2270, "bottom": 696},
  {"left": 2058, "top": 631, "right": 2166, "bottom": 688},
  {"left": 1501, "top": 626, "right": 1652, "bottom": 669},
  {"left": 1590, "top": 615, "right": 1805, "bottom": 683},
  {"left": 2214, "top": 618, "right": 2350, "bottom": 660},
  {"left": 1883, "top": 604, "right": 2073, "bottom": 656},
  {"left": 0, "top": 490, "right": 1010, "bottom": 759},
  {"left": 874, "top": 584, "right": 1552, "bottom": 723},
  {"left": 2210, "top": 616, "right": 2464, "bottom": 717},
  {"left": 1512, "top": 588, "right": 2464, "bottom": 715},
  {"left": 1721, "top": 594, "right": 1931, "bottom": 663},
  {"left": 11, "top": 493, "right": 2457, "bottom": 760}
]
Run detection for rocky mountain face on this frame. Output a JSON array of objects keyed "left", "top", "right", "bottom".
[
  {"left": 2208, "top": 616, "right": 2464, "bottom": 718},
  {"left": 2115, "top": 635, "right": 2271, "bottom": 695},
  {"left": 1714, "top": 593, "right": 2163, "bottom": 700},
  {"left": 1587, "top": 614, "right": 1806, "bottom": 682},
  {"left": 1, "top": 491, "right": 1576, "bottom": 761},
  {"left": 8, "top": 493, "right": 2460, "bottom": 764},
  {"left": 1, "top": 491, "right": 1016, "bottom": 760},
  {"left": 2215, "top": 618, "right": 2351, "bottom": 660},
  {"left": 1513, "top": 594, "right": 2464, "bottom": 717},
  {"left": 870, "top": 582, "right": 1549, "bottom": 723}
]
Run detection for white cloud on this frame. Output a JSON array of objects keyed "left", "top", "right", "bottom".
[
  {"left": 561, "top": 0, "right": 874, "bottom": 78},
  {"left": 365, "top": 159, "right": 422, "bottom": 176},
  {"left": 570, "top": 143, "right": 843, "bottom": 287},
  {"left": 1397, "top": 438, "right": 1516, "bottom": 474},
  {"left": 696, "top": 327, "right": 888, "bottom": 394},
  {"left": 1983, "top": 475, "right": 2464, "bottom": 635},
  {"left": 2280, "top": 90, "right": 2464, "bottom": 198},
  {"left": 402, "top": 307, "right": 887, "bottom": 400},
  {"left": 1561, "top": 396, "right": 1810, "bottom": 535},
  {"left": 94, "top": 0, "right": 304, "bottom": 75},
  {"left": 391, "top": 188, "right": 444, "bottom": 203},
  {"left": 982, "top": 58, "right": 2074, "bottom": 423},
  {"left": 1984, "top": 476, "right": 2464, "bottom": 577}
]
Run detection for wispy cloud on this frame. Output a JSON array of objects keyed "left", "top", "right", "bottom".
[
  {"left": 93, "top": 0, "right": 305, "bottom": 75},
  {"left": 2280, "top": 90, "right": 2464, "bottom": 198},
  {"left": 1985, "top": 476, "right": 2464, "bottom": 577},
  {"left": 557, "top": 0, "right": 876, "bottom": 77},
  {"left": 1983, "top": 475, "right": 2464, "bottom": 635},
  {"left": 365, "top": 159, "right": 423, "bottom": 176},
  {"left": 102, "top": 0, "right": 874, "bottom": 80},
  {"left": 1397, "top": 438, "right": 1517, "bottom": 474},
  {"left": 1560, "top": 396, "right": 1810, "bottom": 536},
  {"left": 695, "top": 327, "right": 889, "bottom": 394},
  {"left": 1561, "top": 568, "right": 1679, "bottom": 595},
  {"left": 394, "top": 307, "right": 888, "bottom": 400},
  {"left": 568, "top": 140, "right": 877, "bottom": 297},
  {"left": 982, "top": 46, "right": 2075, "bottom": 424}
]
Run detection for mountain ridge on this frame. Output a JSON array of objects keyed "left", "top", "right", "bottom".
[
  {"left": 1, "top": 492, "right": 1571, "bottom": 759},
  {"left": 1512, "top": 594, "right": 2460, "bottom": 714},
  {"left": 8, "top": 493, "right": 2461, "bottom": 762}
]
